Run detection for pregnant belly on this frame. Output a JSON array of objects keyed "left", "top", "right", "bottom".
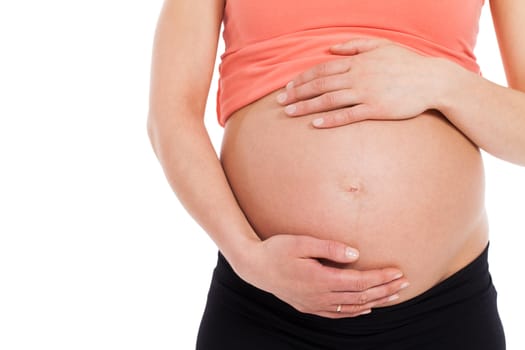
[{"left": 220, "top": 88, "right": 489, "bottom": 304}]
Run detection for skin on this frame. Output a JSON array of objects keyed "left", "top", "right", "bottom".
[
  {"left": 146, "top": 0, "right": 523, "bottom": 319},
  {"left": 278, "top": 1, "right": 525, "bottom": 166},
  {"left": 221, "top": 89, "right": 488, "bottom": 309},
  {"left": 147, "top": 0, "right": 407, "bottom": 319}
]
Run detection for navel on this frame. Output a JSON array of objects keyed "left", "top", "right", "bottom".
[{"left": 339, "top": 177, "right": 364, "bottom": 195}]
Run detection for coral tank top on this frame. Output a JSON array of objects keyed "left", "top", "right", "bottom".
[{"left": 216, "top": 0, "right": 485, "bottom": 126}]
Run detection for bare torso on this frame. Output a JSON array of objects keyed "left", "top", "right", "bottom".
[{"left": 220, "top": 88, "right": 489, "bottom": 306}]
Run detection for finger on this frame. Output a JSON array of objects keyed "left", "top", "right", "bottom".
[
  {"left": 313, "top": 292, "right": 398, "bottom": 318},
  {"left": 305, "top": 276, "right": 410, "bottom": 320},
  {"left": 315, "top": 308, "right": 372, "bottom": 319},
  {"left": 328, "top": 294, "right": 392, "bottom": 316},
  {"left": 295, "top": 236, "right": 360, "bottom": 263},
  {"left": 284, "top": 89, "right": 358, "bottom": 117},
  {"left": 330, "top": 37, "right": 392, "bottom": 55},
  {"left": 311, "top": 104, "right": 376, "bottom": 128},
  {"left": 283, "top": 73, "right": 353, "bottom": 106},
  {"left": 326, "top": 289, "right": 403, "bottom": 317},
  {"left": 328, "top": 277, "right": 410, "bottom": 305},
  {"left": 326, "top": 266, "right": 404, "bottom": 292},
  {"left": 282, "top": 58, "right": 353, "bottom": 94}
]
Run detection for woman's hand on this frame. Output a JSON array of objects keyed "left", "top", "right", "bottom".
[
  {"left": 232, "top": 234, "right": 409, "bottom": 319},
  {"left": 277, "top": 38, "right": 442, "bottom": 128}
]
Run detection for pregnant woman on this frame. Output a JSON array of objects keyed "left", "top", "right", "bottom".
[{"left": 147, "top": 1, "right": 525, "bottom": 349}]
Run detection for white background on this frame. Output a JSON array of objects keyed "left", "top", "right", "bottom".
[{"left": 0, "top": 1, "right": 524, "bottom": 349}]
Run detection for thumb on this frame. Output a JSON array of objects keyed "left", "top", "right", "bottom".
[
  {"left": 298, "top": 236, "right": 360, "bottom": 263},
  {"left": 330, "top": 37, "right": 391, "bottom": 55}
]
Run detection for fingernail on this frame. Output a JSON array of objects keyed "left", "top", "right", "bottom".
[
  {"left": 359, "top": 309, "right": 371, "bottom": 315},
  {"left": 312, "top": 118, "right": 324, "bottom": 127},
  {"left": 331, "top": 44, "right": 343, "bottom": 49},
  {"left": 393, "top": 272, "right": 403, "bottom": 280},
  {"left": 400, "top": 282, "right": 410, "bottom": 290},
  {"left": 284, "top": 104, "right": 297, "bottom": 115},
  {"left": 387, "top": 294, "right": 400, "bottom": 302},
  {"left": 286, "top": 81, "right": 294, "bottom": 89},
  {"left": 277, "top": 92, "right": 287, "bottom": 104},
  {"left": 345, "top": 247, "right": 359, "bottom": 259}
]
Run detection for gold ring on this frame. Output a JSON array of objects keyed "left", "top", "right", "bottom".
[{"left": 336, "top": 304, "right": 342, "bottom": 313}]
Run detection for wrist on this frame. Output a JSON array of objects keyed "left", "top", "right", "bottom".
[
  {"left": 428, "top": 57, "right": 475, "bottom": 113},
  {"left": 219, "top": 231, "right": 262, "bottom": 278}
]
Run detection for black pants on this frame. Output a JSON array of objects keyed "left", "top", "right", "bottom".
[{"left": 196, "top": 245, "right": 505, "bottom": 349}]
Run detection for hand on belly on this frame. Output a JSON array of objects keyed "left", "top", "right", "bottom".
[
  {"left": 277, "top": 37, "right": 446, "bottom": 129},
  {"left": 233, "top": 233, "right": 409, "bottom": 318}
]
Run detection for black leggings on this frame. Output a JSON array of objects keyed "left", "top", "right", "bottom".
[{"left": 196, "top": 244, "right": 505, "bottom": 349}]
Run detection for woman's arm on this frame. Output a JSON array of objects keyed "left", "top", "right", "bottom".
[
  {"left": 433, "top": 58, "right": 525, "bottom": 166},
  {"left": 147, "top": 0, "right": 259, "bottom": 262},
  {"left": 433, "top": 0, "right": 525, "bottom": 166},
  {"left": 146, "top": 0, "right": 407, "bottom": 318}
]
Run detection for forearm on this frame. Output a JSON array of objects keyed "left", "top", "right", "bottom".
[
  {"left": 434, "top": 58, "right": 525, "bottom": 166},
  {"left": 147, "top": 113, "right": 261, "bottom": 265},
  {"left": 145, "top": 0, "right": 258, "bottom": 264}
]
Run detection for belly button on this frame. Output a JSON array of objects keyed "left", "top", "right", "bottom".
[
  {"left": 339, "top": 177, "right": 364, "bottom": 195},
  {"left": 343, "top": 182, "right": 363, "bottom": 194},
  {"left": 347, "top": 186, "right": 359, "bottom": 193}
]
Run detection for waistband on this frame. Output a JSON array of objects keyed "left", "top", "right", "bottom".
[{"left": 213, "top": 243, "right": 493, "bottom": 335}]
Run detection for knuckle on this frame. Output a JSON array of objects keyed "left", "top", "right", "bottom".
[
  {"left": 341, "top": 109, "right": 355, "bottom": 122},
  {"left": 346, "top": 304, "right": 364, "bottom": 314},
  {"left": 325, "top": 240, "right": 340, "bottom": 260},
  {"left": 353, "top": 279, "right": 368, "bottom": 292},
  {"left": 350, "top": 273, "right": 369, "bottom": 291},
  {"left": 357, "top": 292, "right": 369, "bottom": 305},
  {"left": 321, "top": 92, "right": 338, "bottom": 108},
  {"left": 315, "top": 63, "right": 328, "bottom": 77},
  {"left": 312, "top": 77, "right": 327, "bottom": 91}
]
